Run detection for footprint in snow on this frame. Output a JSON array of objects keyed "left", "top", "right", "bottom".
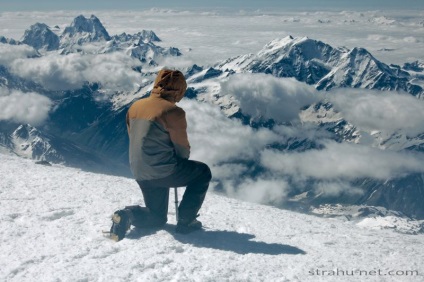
[{"left": 41, "top": 210, "right": 75, "bottom": 221}]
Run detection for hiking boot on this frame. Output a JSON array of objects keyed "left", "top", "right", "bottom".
[
  {"left": 176, "top": 218, "right": 202, "bottom": 234},
  {"left": 109, "top": 209, "right": 131, "bottom": 241}
]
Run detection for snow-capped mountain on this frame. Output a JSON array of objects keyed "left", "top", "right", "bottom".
[
  {"left": 9, "top": 124, "right": 63, "bottom": 162},
  {"left": 60, "top": 14, "right": 111, "bottom": 47},
  {"left": 184, "top": 37, "right": 424, "bottom": 128},
  {"left": 21, "top": 23, "right": 60, "bottom": 51},
  {"left": 315, "top": 47, "right": 420, "bottom": 95},
  {"left": 58, "top": 15, "right": 180, "bottom": 62},
  {"left": 217, "top": 36, "right": 424, "bottom": 98},
  {"left": 15, "top": 14, "right": 181, "bottom": 63},
  {"left": 218, "top": 36, "right": 342, "bottom": 83},
  {"left": 111, "top": 30, "right": 161, "bottom": 44},
  {"left": 187, "top": 36, "right": 424, "bottom": 148},
  {"left": 100, "top": 39, "right": 181, "bottom": 64},
  {"left": 0, "top": 121, "right": 66, "bottom": 163}
]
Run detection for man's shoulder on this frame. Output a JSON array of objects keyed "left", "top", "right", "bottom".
[
  {"left": 128, "top": 98, "right": 145, "bottom": 111},
  {"left": 165, "top": 105, "right": 186, "bottom": 117},
  {"left": 129, "top": 97, "right": 174, "bottom": 111},
  {"left": 128, "top": 97, "right": 185, "bottom": 120}
]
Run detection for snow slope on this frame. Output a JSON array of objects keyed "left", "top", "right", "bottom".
[{"left": 0, "top": 153, "right": 423, "bottom": 282}]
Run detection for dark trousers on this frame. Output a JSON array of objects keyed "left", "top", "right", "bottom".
[{"left": 126, "top": 160, "right": 211, "bottom": 228}]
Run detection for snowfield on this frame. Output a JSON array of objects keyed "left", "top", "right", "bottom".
[{"left": 0, "top": 153, "right": 423, "bottom": 282}]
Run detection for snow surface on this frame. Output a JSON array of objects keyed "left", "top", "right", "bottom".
[{"left": 1, "top": 153, "right": 423, "bottom": 282}]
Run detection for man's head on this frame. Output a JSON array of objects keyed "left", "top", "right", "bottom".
[{"left": 151, "top": 69, "right": 187, "bottom": 102}]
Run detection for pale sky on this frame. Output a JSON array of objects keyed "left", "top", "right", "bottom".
[{"left": 1, "top": 0, "right": 424, "bottom": 11}]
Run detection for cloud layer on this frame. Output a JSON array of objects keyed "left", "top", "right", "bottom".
[
  {"left": 9, "top": 52, "right": 141, "bottom": 92},
  {"left": 220, "top": 74, "right": 320, "bottom": 122},
  {"left": 181, "top": 98, "right": 424, "bottom": 205},
  {"left": 0, "top": 87, "right": 52, "bottom": 125},
  {"left": 180, "top": 99, "right": 291, "bottom": 204},
  {"left": 327, "top": 89, "right": 424, "bottom": 136},
  {"left": 225, "top": 178, "right": 289, "bottom": 205},
  {"left": 261, "top": 140, "right": 424, "bottom": 181},
  {"left": 181, "top": 99, "right": 280, "bottom": 166},
  {"left": 0, "top": 43, "right": 39, "bottom": 66}
]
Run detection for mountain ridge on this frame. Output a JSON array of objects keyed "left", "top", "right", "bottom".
[
  {"left": 17, "top": 14, "right": 179, "bottom": 64},
  {"left": 217, "top": 35, "right": 423, "bottom": 98}
]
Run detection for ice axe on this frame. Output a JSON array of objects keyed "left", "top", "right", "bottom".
[{"left": 174, "top": 187, "right": 179, "bottom": 221}]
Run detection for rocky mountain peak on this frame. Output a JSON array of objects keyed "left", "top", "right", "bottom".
[
  {"left": 61, "top": 14, "right": 111, "bottom": 46},
  {"left": 21, "top": 22, "right": 60, "bottom": 51}
]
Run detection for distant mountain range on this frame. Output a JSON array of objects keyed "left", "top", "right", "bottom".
[
  {"left": 20, "top": 14, "right": 180, "bottom": 63},
  {"left": 217, "top": 35, "right": 423, "bottom": 97},
  {"left": 1, "top": 15, "right": 424, "bottom": 219}
]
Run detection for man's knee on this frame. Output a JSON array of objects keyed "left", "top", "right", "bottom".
[{"left": 199, "top": 162, "right": 212, "bottom": 182}]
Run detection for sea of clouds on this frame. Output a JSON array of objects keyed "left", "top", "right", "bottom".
[
  {"left": 181, "top": 90, "right": 424, "bottom": 203},
  {"left": 0, "top": 43, "right": 141, "bottom": 92},
  {"left": 1, "top": 9, "right": 423, "bottom": 65},
  {"left": 184, "top": 71, "right": 424, "bottom": 203}
]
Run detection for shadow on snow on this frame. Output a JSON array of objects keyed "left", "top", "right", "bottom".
[
  {"left": 172, "top": 229, "right": 306, "bottom": 255},
  {"left": 126, "top": 224, "right": 306, "bottom": 255}
]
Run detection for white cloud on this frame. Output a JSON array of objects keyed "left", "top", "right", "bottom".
[
  {"left": 181, "top": 89, "right": 424, "bottom": 204},
  {"left": 225, "top": 178, "right": 289, "bottom": 205},
  {"left": 327, "top": 89, "right": 424, "bottom": 137},
  {"left": 0, "top": 43, "right": 39, "bottom": 66},
  {"left": 181, "top": 99, "right": 280, "bottom": 166},
  {"left": 403, "top": 36, "right": 420, "bottom": 43},
  {"left": 273, "top": 123, "right": 332, "bottom": 141},
  {"left": 9, "top": 52, "right": 141, "bottom": 92},
  {"left": 367, "top": 34, "right": 392, "bottom": 41},
  {"left": 0, "top": 87, "right": 52, "bottom": 125},
  {"left": 367, "top": 34, "right": 420, "bottom": 44},
  {"left": 314, "top": 181, "right": 363, "bottom": 197},
  {"left": 261, "top": 140, "right": 424, "bottom": 181},
  {"left": 157, "top": 56, "right": 196, "bottom": 71},
  {"left": 179, "top": 99, "right": 290, "bottom": 205},
  {"left": 210, "top": 163, "right": 250, "bottom": 180},
  {"left": 220, "top": 74, "right": 321, "bottom": 122}
]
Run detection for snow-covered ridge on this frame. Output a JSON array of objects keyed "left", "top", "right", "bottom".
[
  {"left": 1, "top": 153, "right": 423, "bottom": 281},
  {"left": 216, "top": 35, "right": 423, "bottom": 98}
]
